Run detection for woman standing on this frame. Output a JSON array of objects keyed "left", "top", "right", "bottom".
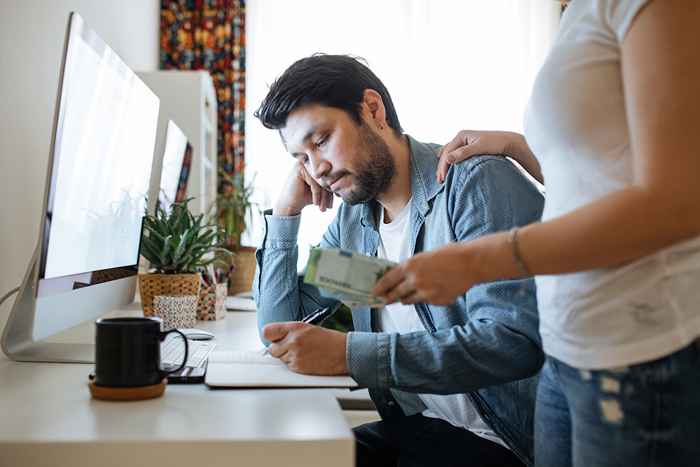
[{"left": 373, "top": 1, "right": 700, "bottom": 466}]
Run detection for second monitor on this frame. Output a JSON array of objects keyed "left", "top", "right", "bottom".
[{"left": 158, "top": 120, "right": 193, "bottom": 211}]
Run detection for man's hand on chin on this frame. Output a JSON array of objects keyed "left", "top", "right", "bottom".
[{"left": 263, "top": 322, "right": 349, "bottom": 376}]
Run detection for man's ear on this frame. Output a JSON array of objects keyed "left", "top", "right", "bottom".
[{"left": 361, "top": 89, "right": 388, "bottom": 130}]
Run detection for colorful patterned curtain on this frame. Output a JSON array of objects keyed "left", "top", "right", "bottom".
[{"left": 160, "top": 0, "right": 246, "bottom": 190}]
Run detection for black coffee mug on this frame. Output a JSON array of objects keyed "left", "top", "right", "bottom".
[{"left": 94, "top": 317, "right": 188, "bottom": 387}]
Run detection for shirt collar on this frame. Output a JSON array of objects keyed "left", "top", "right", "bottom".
[{"left": 360, "top": 134, "right": 444, "bottom": 229}]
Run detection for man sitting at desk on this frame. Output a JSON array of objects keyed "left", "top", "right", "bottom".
[{"left": 253, "top": 54, "right": 543, "bottom": 467}]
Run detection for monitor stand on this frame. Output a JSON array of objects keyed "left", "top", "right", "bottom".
[{"left": 2, "top": 247, "right": 103, "bottom": 363}]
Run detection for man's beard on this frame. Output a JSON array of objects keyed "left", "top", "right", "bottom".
[{"left": 341, "top": 124, "right": 396, "bottom": 205}]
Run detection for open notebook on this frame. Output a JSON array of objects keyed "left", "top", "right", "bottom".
[{"left": 205, "top": 349, "right": 359, "bottom": 388}]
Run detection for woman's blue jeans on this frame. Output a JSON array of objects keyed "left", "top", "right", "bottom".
[{"left": 535, "top": 340, "right": 700, "bottom": 467}]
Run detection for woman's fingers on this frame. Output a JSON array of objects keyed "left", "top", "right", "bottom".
[
  {"left": 438, "top": 130, "right": 472, "bottom": 159},
  {"left": 372, "top": 266, "right": 406, "bottom": 302},
  {"left": 446, "top": 143, "right": 483, "bottom": 165},
  {"left": 437, "top": 157, "right": 452, "bottom": 183},
  {"left": 383, "top": 278, "right": 416, "bottom": 305},
  {"left": 400, "top": 291, "right": 423, "bottom": 305},
  {"left": 437, "top": 131, "right": 478, "bottom": 183}
]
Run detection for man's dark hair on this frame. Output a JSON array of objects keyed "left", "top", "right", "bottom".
[{"left": 255, "top": 54, "right": 403, "bottom": 133}]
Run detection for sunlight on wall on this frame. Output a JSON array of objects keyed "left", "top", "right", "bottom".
[{"left": 244, "top": 0, "right": 560, "bottom": 270}]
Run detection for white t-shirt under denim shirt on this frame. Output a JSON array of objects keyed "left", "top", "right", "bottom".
[
  {"left": 375, "top": 200, "right": 508, "bottom": 449},
  {"left": 524, "top": 0, "right": 700, "bottom": 369}
]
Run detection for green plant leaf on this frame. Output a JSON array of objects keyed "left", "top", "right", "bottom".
[
  {"left": 159, "top": 235, "right": 172, "bottom": 267},
  {"left": 141, "top": 198, "right": 232, "bottom": 274},
  {"left": 140, "top": 236, "right": 161, "bottom": 263}
]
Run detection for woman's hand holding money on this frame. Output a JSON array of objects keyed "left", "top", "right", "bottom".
[
  {"left": 371, "top": 243, "right": 475, "bottom": 306},
  {"left": 373, "top": 241, "right": 490, "bottom": 306},
  {"left": 373, "top": 231, "right": 525, "bottom": 306}
]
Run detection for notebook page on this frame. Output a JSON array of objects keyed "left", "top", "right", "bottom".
[{"left": 208, "top": 349, "right": 285, "bottom": 366}]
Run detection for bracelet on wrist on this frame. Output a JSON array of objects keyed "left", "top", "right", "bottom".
[{"left": 508, "top": 227, "right": 532, "bottom": 277}]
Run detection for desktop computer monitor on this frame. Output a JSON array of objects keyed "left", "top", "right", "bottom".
[
  {"left": 158, "top": 120, "right": 192, "bottom": 210},
  {"left": 1, "top": 12, "right": 160, "bottom": 363}
]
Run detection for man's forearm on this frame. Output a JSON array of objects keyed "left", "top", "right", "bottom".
[
  {"left": 255, "top": 212, "right": 343, "bottom": 345},
  {"left": 254, "top": 214, "right": 306, "bottom": 342}
]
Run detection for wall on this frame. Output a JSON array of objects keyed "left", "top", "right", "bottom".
[
  {"left": 244, "top": 0, "right": 560, "bottom": 270},
  {"left": 0, "top": 1, "right": 160, "bottom": 330}
]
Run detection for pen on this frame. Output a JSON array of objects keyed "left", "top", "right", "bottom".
[
  {"left": 302, "top": 302, "right": 342, "bottom": 325},
  {"left": 302, "top": 307, "right": 330, "bottom": 325}
]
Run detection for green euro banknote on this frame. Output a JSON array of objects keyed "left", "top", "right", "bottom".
[{"left": 304, "top": 247, "right": 396, "bottom": 308}]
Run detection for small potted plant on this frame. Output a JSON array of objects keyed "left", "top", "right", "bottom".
[
  {"left": 212, "top": 168, "right": 259, "bottom": 295},
  {"left": 138, "top": 199, "right": 230, "bottom": 316}
]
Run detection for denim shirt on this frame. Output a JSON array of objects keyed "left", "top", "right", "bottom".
[{"left": 254, "top": 135, "right": 545, "bottom": 466}]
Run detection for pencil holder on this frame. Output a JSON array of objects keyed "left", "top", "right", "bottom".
[
  {"left": 196, "top": 283, "right": 227, "bottom": 321},
  {"left": 153, "top": 295, "right": 198, "bottom": 331}
]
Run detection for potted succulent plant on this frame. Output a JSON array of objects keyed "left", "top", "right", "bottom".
[
  {"left": 138, "top": 199, "right": 230, "bottom": 316},
  {"left": 212, "top": 168, "right": 259, "bottom": 295}
]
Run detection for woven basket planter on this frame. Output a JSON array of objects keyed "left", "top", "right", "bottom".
[
  {"left": 228, "top": 247, "right": 257, "bottom": 295},
  {"left": 138, "top": 273, "right": 201, "bottom": 317}
]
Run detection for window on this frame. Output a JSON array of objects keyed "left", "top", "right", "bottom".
[{"left": 244, "top": 0, "right": 560, "bottom": 270}]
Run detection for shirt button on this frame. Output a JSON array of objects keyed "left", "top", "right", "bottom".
[{"left": 387, "top": 401, "right": 395, "bottom": 407}]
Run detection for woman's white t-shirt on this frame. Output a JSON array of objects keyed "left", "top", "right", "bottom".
[{"left": 524, "top": 0, "right": 700, "bottom": 369}]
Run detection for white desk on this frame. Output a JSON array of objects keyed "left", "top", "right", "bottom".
[{"left": 0, "top": 306, "right": 355, "bottom": 467}]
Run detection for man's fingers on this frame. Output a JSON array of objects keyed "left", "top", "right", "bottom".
[
  {"left": 310, "top": 183, "right": 320, "bottom": 206},
  {"left": 300, "top": 167, "right": 328, "bottom": 210},
  {"left": 320, "top": 188, "right": 333, "bottom": 211},
  {"left": 267, "top": 341, "right": 286, "bottom": 358},
  {"left": 277, "top": 352, "right": 292, "bottom": 365},
  {"left": 263, "top": 321, "right": 299, "bottom": 342}
]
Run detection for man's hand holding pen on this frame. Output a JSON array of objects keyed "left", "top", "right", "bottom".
[{"left": 263, "top": 307, "right": 349, "bottom": 376}]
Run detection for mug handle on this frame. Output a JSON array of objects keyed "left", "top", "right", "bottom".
[{"left": 158, "top": 329, "right": 189, "bottom": 378}]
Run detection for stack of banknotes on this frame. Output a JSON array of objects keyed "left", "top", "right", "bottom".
[{"left": 304, "top": 247, "right": 396, "bottom": 308}]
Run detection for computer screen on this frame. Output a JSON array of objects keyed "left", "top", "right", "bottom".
[
  {"left": 37, "top": 13, "right": 159, "bottom": 292},
  {"left": 0, "top": 12, "right": 160, "bottom": 361},
  {"left": 158, "top": 120, "right": 192, "bottom": 210}
]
